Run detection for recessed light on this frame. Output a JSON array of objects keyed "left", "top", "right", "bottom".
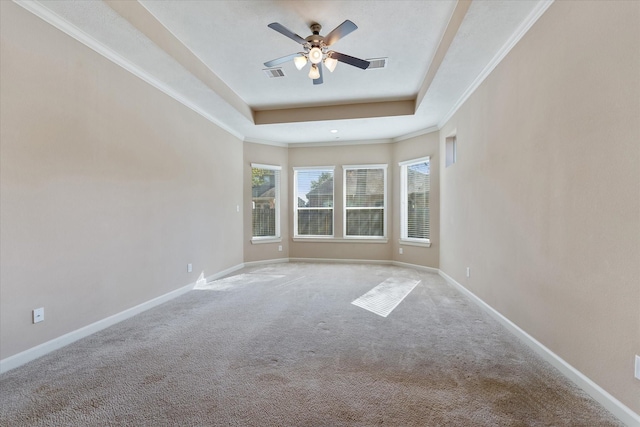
[{"left": 330, "top": 129, "right": 338, "bottom": 133}]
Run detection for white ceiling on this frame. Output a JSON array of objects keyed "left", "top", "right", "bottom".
[{"left": 17, "top": 0, "right": 553, "bottom": 145}]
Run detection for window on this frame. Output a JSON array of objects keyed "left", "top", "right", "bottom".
[
  {"left": 400, "top": 157, "right": 430, "bottom": 245},
  {"left": 343, "top": 165, "right": 387, "bottom": 238},
  {"left": 251, "top": 164, "right": 280, "bottom": 241},
  {"left": 294, "top": 167, "right": 334, "bottom": 237},
  {"left": 446, "top": 135, "right": 457, "bottom": 167}
]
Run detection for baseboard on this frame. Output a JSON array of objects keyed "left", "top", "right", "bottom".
[
  {"left": 0, "top": 262, "right": 245, "bottom": 374},
  {"left": 5, "top": 259, "right": 633, "bottom": 426},
  {"left": 242, "top": 258, "right": 290, "bottom": 269},
  {"left": 438, "top": 270, "right": 640, "bottom": 427},
  {"left": 203, "top": 262, "right": 247, "bottom": 282},
  {"left": 391, "top": 260, "right": 439, "bottom": 274},
  {"left": 289, "top": 257, "right": 395, "bottom": 265},
  {"left": 288, "top": 258, "right": 440, "bottom": 276}
]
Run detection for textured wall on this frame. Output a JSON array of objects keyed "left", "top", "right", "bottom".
[
  {"left": 0, "top": 3, "right": 244, "bottom": 360},
  {"left": 439, "top": 1, "right": 640, "bottom": 413}
]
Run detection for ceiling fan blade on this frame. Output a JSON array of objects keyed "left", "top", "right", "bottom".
[
  {"left": 264, "top": 53, "right": 300, "bottom": 68},
  {"left": 313, "top": 63, "right": 324, "bottom": 85},
  {"left": 330, "top": 51, "right": 370, "bottom": 70},
  {"left": 267, "top": 22, "right": 307, "bottom": 45},
  {"left": 324, "top": 20, "right": 358, "bottom": 46}
]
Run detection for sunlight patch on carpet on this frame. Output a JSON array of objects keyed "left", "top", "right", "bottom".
[
  {"left": 352, "top": 278, "right": 420, "bottom": 317},
  {"left": 195, "top": 274, "right": 284, "bottom": 291}
]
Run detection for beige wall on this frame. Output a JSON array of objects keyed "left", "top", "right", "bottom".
[
  {"left": 289, "top": 144, "right": 394, "bottom": 260},
  {"left": 0, "top": 3, "right": 244, "bottom": 360},
  {"left": 6, "top": 0, "right": 634, "bottom": 414},
  {"left": 392, "top": 133, "right": 440, "bottom": 268},
  {"left": 440, "top": 0, "right": 639, "bottom": 413},
  {"left": 288, "top": 143, "right": 394, "bottom": 261},
  {"left": 246, "top": 140, "right": 440, "bottom": 268},
  {"left": 243, "top": 142, "right": 289, "bottom": 263}
]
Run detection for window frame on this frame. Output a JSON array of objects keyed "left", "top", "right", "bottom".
[
  {"left": 399, "top": 156, "right": 431, "bottom": 247},
  {"left": 445, "top": 134, "right": 457, "bottom": 167},
  {"left": 293, "top": 166, "right": 335, "bottom": 238},
  {"left": 342, "top": 164, "right": 388, "bottom": 240},
  {"left": 250, "top": 163, "right": 281, "bottom": 243}
]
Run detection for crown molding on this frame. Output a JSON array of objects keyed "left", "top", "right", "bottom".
[
  {"left": 13, "top": 0, "right": 246, "bottom": 141},
  {"left": 415, "top": 0, "right": 472, "bottom": 111},
  {"left": 105, "top": 0, "right": 254, "bottom": 123},
  {"left": 287, "top": 138, "right": 394, "bottom": 148},
  {"left": 438, "top": 0, "right": 555, "bottom": 128},
  {"left": 243, "top": 138, "right": 289, "bottom": 148},
  {"left": 393, "top": 125, "right": 440, "bottom": 143}
]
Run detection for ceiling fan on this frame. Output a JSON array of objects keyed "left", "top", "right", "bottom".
[{"left": 263, "top": 20, "right": 371, "bottom": 85}]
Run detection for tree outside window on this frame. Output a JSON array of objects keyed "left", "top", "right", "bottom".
[
  {"left": 294, "top": 168, "right": 334, "bottom": 237},
  {"left": 251, "top": 164, "right": 280, "bottom": 239}
]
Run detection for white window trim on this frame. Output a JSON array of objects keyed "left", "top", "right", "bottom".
[
  {"left": 399, "top": 156, "right": 431, "bottom": 246},
  {"left": 445, "top": 133, "right": 457, "bottom": 168},
  {"left": 342, "top": 164, "right": 388, "bottom": 239},
  {"left": 293, "top": 237, "right": 388, "bottom": 243},
  {"left": 250, "top": 163, "right": 281, "bottom": 243},
  {"left": 293, "top": 166, "right": 335, "bottom": 238},
  {"left": 251, "top": 237, "right": 282, "bottom": 245}
]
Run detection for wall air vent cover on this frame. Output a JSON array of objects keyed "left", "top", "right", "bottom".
[
  {"left": 263, "top": 68, "right": 286, "bottom": 78},
  {"left": 366, "top": 58, "right": 388, "bottom": 70}
]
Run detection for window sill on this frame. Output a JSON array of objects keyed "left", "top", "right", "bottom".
[
  {"left": 293, "top": 237, "right": 388, "bottom": 244},
  {"left": 251, "top": 237, "right": 282, "bottom": 245},
  {"left": 399, "top": 239, "right": 431, "bottom": 248}
]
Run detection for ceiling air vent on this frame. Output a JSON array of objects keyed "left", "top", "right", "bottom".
[
  {"left": 263, "top": 68, "right": 286, "bottom": 78},
  {"left": 366, "top": 57, "right": 388, "bottom": 70}
]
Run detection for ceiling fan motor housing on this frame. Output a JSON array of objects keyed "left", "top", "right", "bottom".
[
  {"left": 264, "top": 19, "right": 371, "bottom": 84},
  {"left": 304, "top": 24, "right": 327, "bottom": 64}
]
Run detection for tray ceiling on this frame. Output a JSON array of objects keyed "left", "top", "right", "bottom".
[{"left": 15, "top": 0, "right": 553, "bottom": 145}]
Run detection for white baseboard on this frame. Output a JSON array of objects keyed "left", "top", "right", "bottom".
[
  {"left": 391, "top": 260, "right": 439, "bottom": 274},
  {"left": 203, "top": 262, "right": 247, "bottom": 282},
  {"left": 438, "top": 270, "right": 640, "bottom": 427},
  {"left": 289, "top": 257, "right": 394, "bottom": 265},
  {"left": 4, "top": 258, "right": 634, "bottom": 426},
  {"left": 242, "top": 258, "right": 290, "bottom": 269},
  {"left": 287, "top": 258, "right": 440, "bottom": 276},
  {"left": 0, "top": 262, "right": 245, "bottom": 374}
]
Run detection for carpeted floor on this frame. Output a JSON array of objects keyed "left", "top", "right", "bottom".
[{"left": 0, "top": 262, "right": 623, "bottom": 426}]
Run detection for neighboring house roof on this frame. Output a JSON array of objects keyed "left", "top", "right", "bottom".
[
  {"left": 258, "top": 187, "right": 275, "bottom": 198},
  {"left": 252, "top": 182, "right": 274, "bottom": 198},
  {"left": 306, "top": 177, "right": 334, "bottom": 197}
]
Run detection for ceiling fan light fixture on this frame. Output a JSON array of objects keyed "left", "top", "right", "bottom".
[
  {"left": 265, "top": 20, "right": 371, "bottom": 85},
  {"left": 324, "top": 56, "right": 338, "bottom": 72},
  {"left": 308, "top": 64, "right": 320, "bottom": 79},
  {"left": 308, "top": 47, "right": 323, "bottom": 64},
  {"left": 293, "top": 55, "right": 307, "bottom": 70}
]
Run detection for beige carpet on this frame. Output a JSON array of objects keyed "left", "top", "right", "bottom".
[{"left": 0, "top": 262, "right": 623, "bottom": 426}]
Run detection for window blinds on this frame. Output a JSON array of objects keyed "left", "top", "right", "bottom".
[
  {"left": 294, "top": 168, "right": 334, "bottom": 236},
  {"left": 251, "top": 164, "right": 280, "bottom": 238},
  {"left": 344, "top": 166, "right": 386, "bottom": 237}
]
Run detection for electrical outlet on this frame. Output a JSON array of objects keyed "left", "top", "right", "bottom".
[
  {"left": 187, "top": 263, "right": 193, "bottom": 273},
  {"left": 466, "top": 267, "right": 471, "bottom": 278},
  {"left": 33, "top": 307, "right": 44, "bottom": 324},
  {"left": 399, "top": 248, "right": 403, "bottom": 255},
  {"left": 278, "top": 245, "right": 282, "bottom": 252},
  {"left": 635, "top": 355, "right": 640, "bottom": 380}
]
